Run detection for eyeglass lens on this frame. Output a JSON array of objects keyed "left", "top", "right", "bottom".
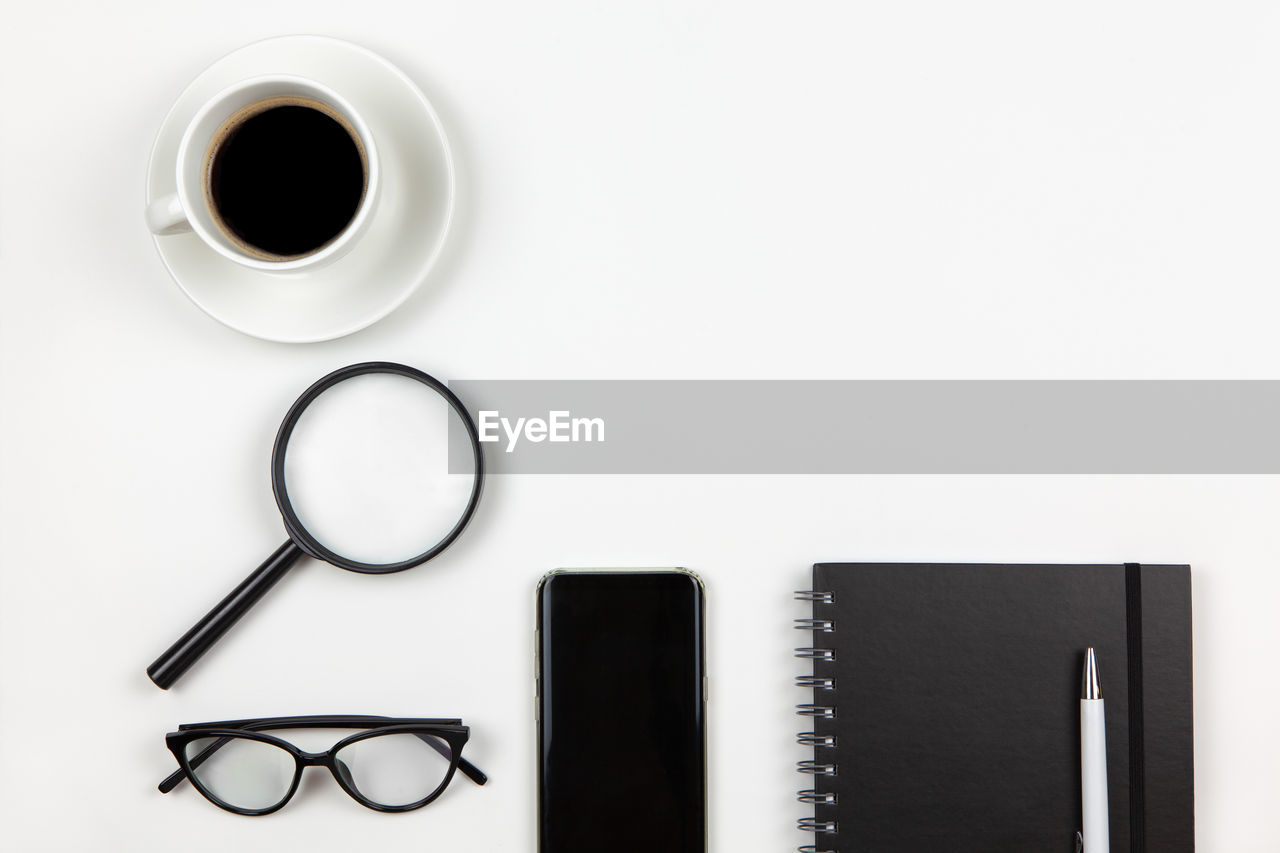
[
  {"left": 282, "top": 372, "right": 478, "bottom": 565},
  {"left": 185, "top": 736, "right": 295, "bottom": 811},
  {"left": 335, "top": 732, "right": 454, "bottom": 807}
]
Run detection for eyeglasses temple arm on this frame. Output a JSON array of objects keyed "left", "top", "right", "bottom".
[
  {"left": 158, "top": 735, "right": 235, "bottom": 793},
  {"left": 178, "top": 715, "right": 463, "bottom": 730},
  {"left": 459, "top": 756, "right": 488, "bottom": 785},
  {"left": 158, "top": 767, "right": 186, "bottom": 794},
  {"left": 409, "top": 733, "right": 488, "bottom": 785}
]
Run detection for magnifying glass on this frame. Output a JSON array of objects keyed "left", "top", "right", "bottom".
[{"left": 147, "top": 362, "right": 484, "bottom": 689}]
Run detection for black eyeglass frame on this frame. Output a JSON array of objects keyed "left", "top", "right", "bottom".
[{"left": 160, "top": 715, "right": 488, "bottom": 816}]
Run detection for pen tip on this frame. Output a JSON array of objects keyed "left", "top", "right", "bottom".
[{"left": 1081, "top": 647, "right": 1102, "bottom": 699}]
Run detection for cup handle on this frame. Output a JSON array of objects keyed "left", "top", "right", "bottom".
[{"left": 145, "top": 192, "right": 191, "bottom": 235}]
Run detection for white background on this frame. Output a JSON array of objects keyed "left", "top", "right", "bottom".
[{"left": 3, "top": 2, "right": 1280, "bottom": 850}]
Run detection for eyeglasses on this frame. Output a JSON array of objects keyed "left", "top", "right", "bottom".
[{"left": 159, "top": 715, "right": 488, "bottom": 815}]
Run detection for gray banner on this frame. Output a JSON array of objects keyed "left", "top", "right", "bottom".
[{"left": 447, "top": 380, "right": 1280, "bottom": 474}]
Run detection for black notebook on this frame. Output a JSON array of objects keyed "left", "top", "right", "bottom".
[{"left": 796, "top": 562, "right": 1193, "bottom": 853}]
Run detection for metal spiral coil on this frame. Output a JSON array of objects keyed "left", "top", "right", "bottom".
[
  {"left": 797, "top": 731, "right": 836, "bottom": 747},
  {"left": 797, "top": 760, "right": 836, "bottom": 776},
  {"left": 797, "top": 589, "right": 835, "bottom": 851}
]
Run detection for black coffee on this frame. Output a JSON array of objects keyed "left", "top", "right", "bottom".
[{"left": 207, "top": 98, "right": 366, "bottom": 259}]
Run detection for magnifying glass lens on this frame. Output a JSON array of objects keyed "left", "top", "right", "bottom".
[{"left": 281, "top": 373, "right": 477, "bottom": 566}]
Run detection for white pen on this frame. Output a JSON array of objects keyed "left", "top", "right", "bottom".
[{"left": 1080, "top": 647, "right": 1110, "bottom": 853}]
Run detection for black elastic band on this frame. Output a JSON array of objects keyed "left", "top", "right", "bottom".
[{"left": 1124, "top": 563, "right": 1146, "bottom": 852}]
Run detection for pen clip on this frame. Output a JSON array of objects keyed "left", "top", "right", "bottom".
[{"left": 1075, "top": 831, "right": 1083, "bottom": 852}]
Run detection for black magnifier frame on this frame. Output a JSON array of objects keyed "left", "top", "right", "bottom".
[
  {"left": 146, "top": 362, "right": 484, "bottom": 690},
  {"left": 270, "top": 361, "right": 484, "bottom": 574}
]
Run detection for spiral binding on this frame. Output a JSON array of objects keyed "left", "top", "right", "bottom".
[
  {"left": 795, "top": 590, "right": 837, "bottom": 853},
  {"left": 797, "top": 760, "right": 837, "bottom": 775},
  {"left": 797, "top": 732, "right": 836, "bottom": 748}
]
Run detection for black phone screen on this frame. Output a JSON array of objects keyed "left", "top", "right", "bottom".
[{"left": 536, "top": 571, "right": 706, "bottom": 853}]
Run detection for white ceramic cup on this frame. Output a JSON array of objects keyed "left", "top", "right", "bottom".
[{"left": 145, "top": 75, "right": 380, "bottom": 273}]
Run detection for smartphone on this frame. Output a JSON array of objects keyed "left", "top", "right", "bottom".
[{"left": 536, "top": 569, "right": 707, "bottom": 853}]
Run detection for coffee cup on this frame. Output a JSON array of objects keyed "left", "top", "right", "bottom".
[{"left": 145, "top": 75, "right": 380, "bottom": 273}]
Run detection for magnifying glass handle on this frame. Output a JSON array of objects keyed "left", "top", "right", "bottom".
[{"left": 146, "top": 540, "right": 304, "bottom": 689}]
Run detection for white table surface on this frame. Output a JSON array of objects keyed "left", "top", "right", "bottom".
[{"left": 3, "top": 3, "right": 1279, "bottom": 850}]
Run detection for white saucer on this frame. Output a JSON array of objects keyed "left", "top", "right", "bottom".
[{"left": 145, "top": 36, "right": 454, "bottom": 343}]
